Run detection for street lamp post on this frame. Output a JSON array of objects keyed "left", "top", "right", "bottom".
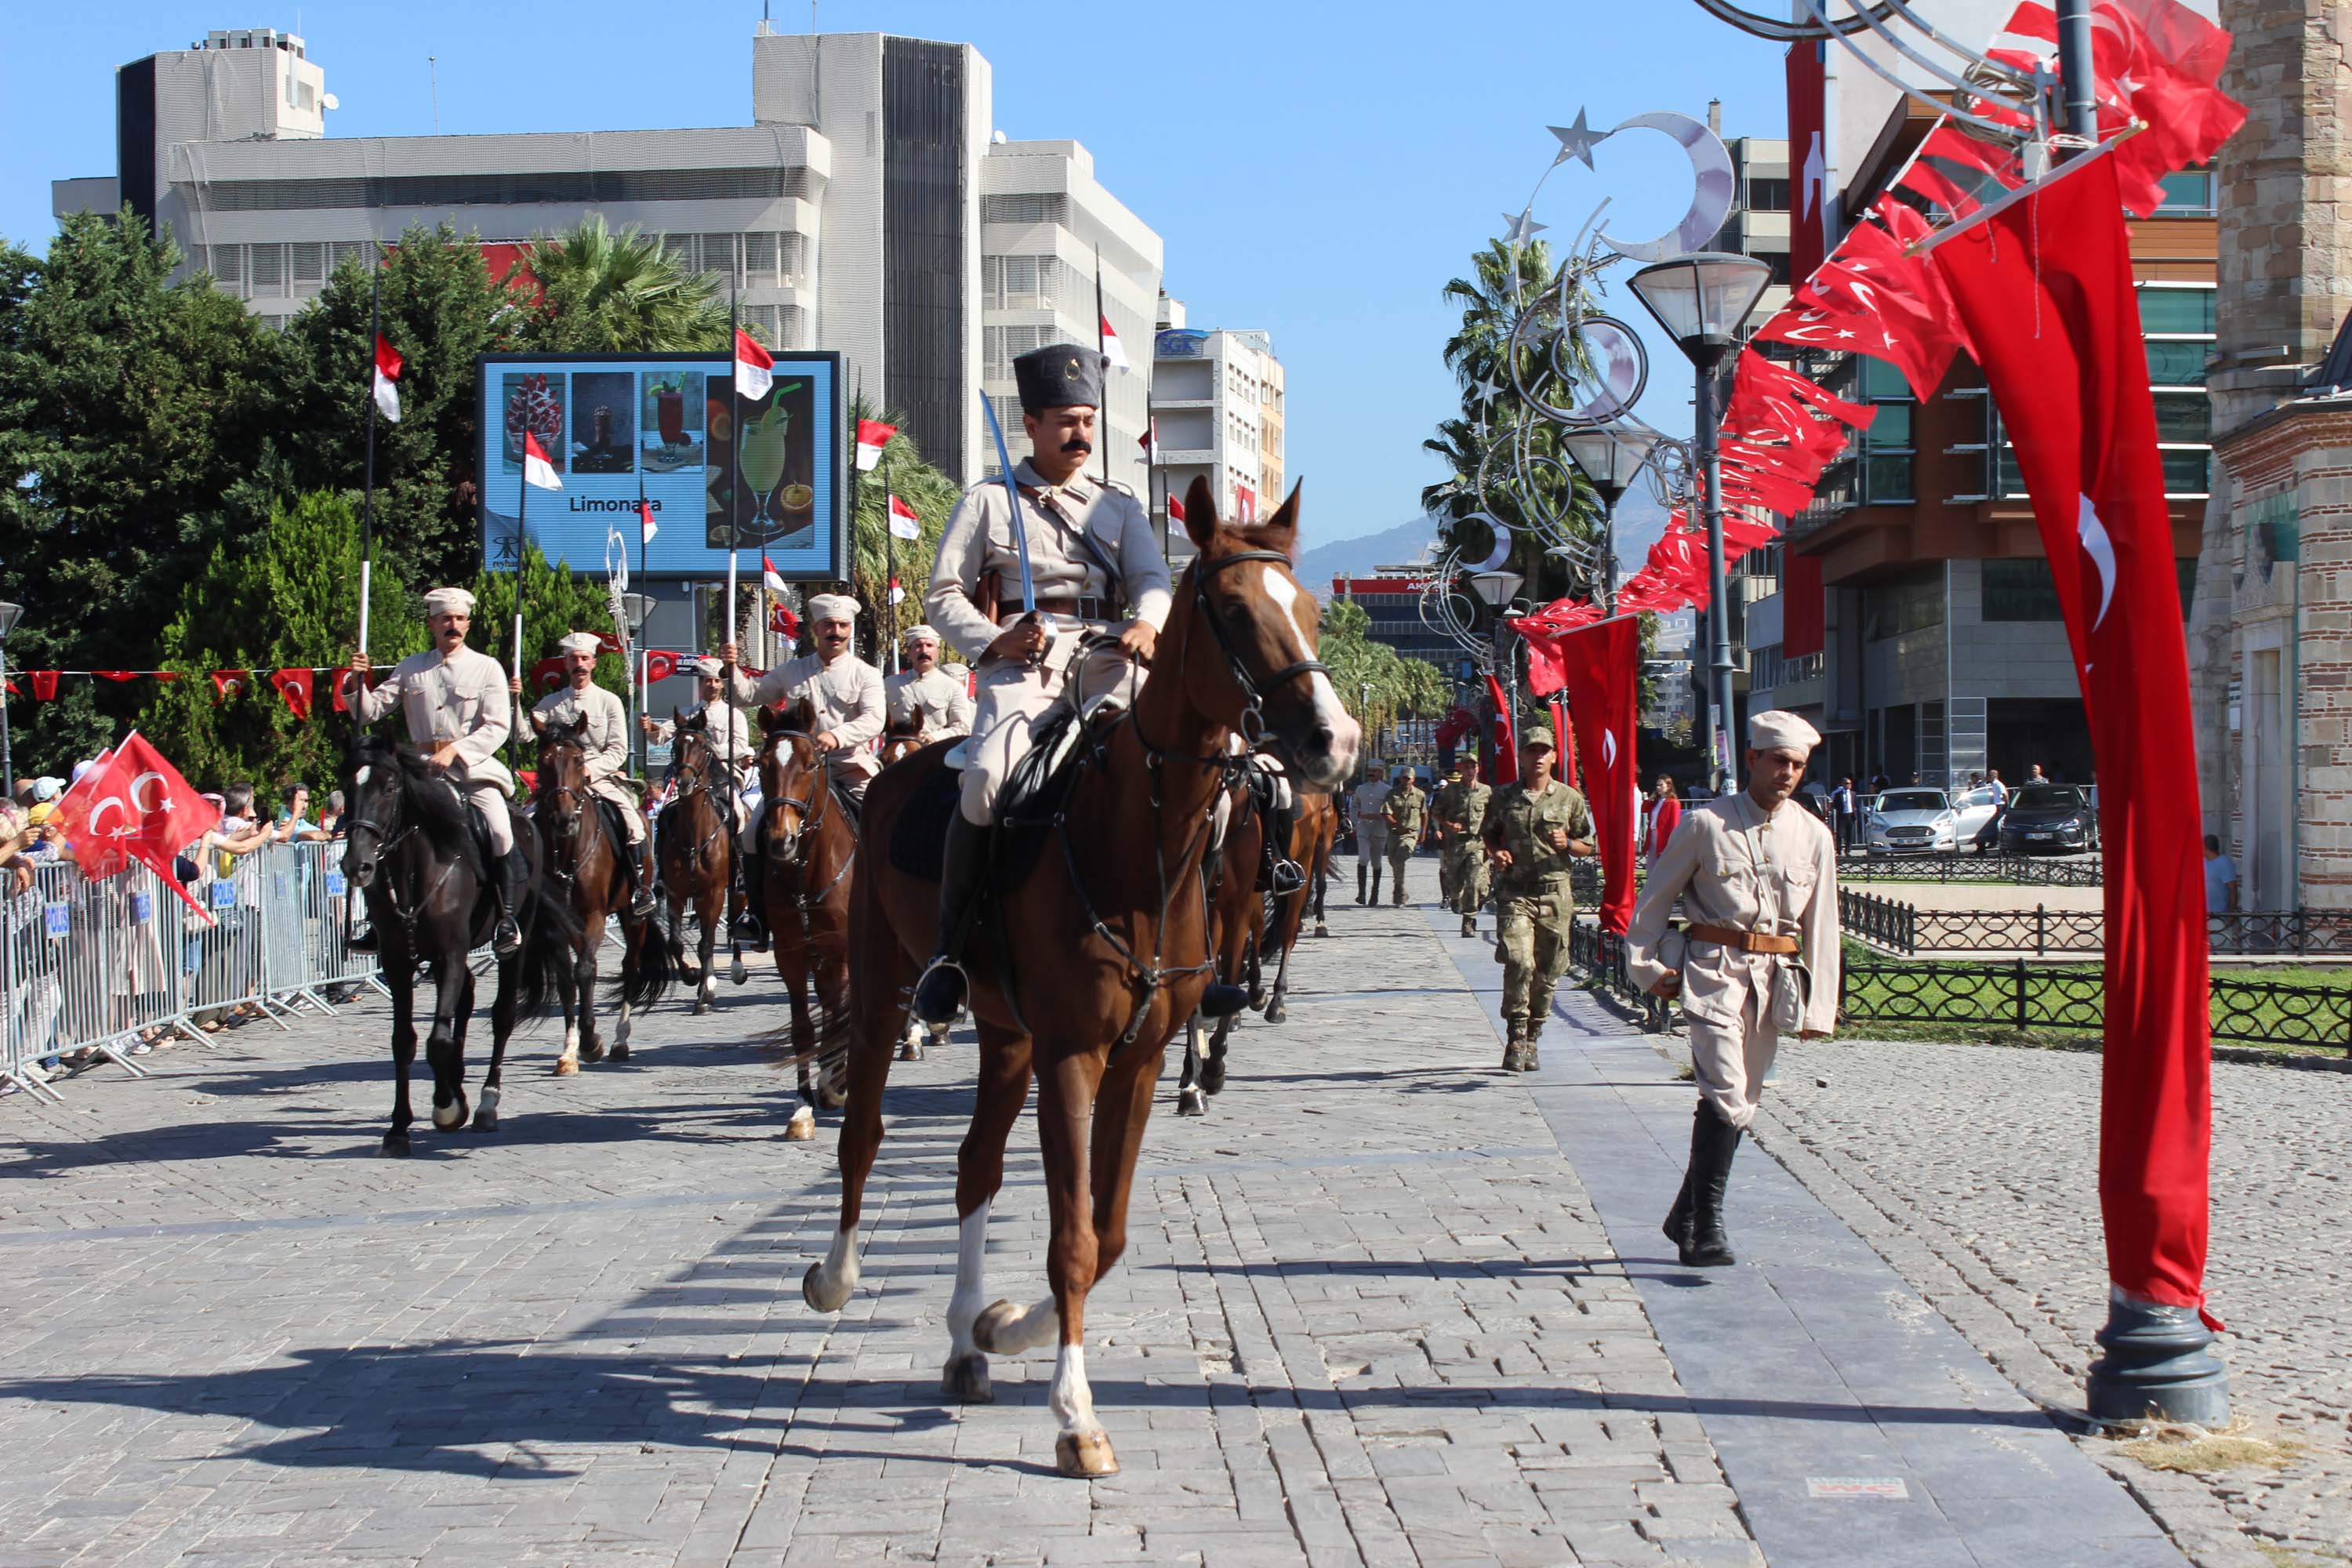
[
  {"left": 0, "top": 602, "right": 22, "bottom": 789},
  {"left": 1562, "top": 422, "right": 1663, "bottom": 608},
  {"left": 1359, "top": 681, "right": 1375, "bottom": 765},
  {"left": 1625, "top": 252, "right": 1774, "bottom": 793},
  {"left": 1468, "top": 568, "right": 1525, "bottom": 769}
]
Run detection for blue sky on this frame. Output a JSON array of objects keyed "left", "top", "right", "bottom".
[{"left": 1, "top": 2, "right": 1786, "bottom": 545}]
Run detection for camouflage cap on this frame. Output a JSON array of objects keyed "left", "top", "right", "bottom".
[{"left": 1520, "top": 724, "right": 1556, "bottom": 750}]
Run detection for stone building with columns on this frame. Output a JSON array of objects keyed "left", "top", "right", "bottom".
[{"left": 2186, "top": 0, "right": 2352, "bottom": 911}]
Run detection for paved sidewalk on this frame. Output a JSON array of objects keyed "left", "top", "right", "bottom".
[{"left": 0, "top": 895, "right": 1755, "bottom": 1567}]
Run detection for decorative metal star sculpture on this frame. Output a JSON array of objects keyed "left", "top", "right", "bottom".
[
  {"left": 1472, "top": 372, "right": 1504, "bottom": 407},
  {"left": 1500, "top": 208, "right": 1548, "bottom": 247},
  {"left": 1548, "top": 107, "right": 1605, "bottom": 171}
]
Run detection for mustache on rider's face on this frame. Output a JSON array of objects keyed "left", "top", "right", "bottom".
[{"left": 1060, "top": 438, "right": 1091, "bottom": 456}]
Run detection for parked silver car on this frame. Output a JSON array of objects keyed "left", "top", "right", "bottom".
[{"left": 1865, "top": 787, "right": 2002, "bottom": 855}]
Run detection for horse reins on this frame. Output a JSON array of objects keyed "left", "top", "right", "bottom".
[{"left": 760, "top": 731, "right": 856, "bottom": 935}]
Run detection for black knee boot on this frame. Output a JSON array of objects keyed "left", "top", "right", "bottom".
[
  {"left": 1356, "top": 858, "right": 1368, "bottom": 904},
  {"left": 630, "top": 837, "right": 659, "bottom": 920},
  {"left": 492, "top": 849, "right": 528, "bottom": 957},
  {"left": 913, "top": 815, "right": 989, "bottom": 1024},
  {"left": 1679, "top": 1101, "right": 1744, "bottom": 1268}
]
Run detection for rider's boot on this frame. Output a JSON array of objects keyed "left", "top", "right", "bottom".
[
  {"left": 1370, "top": 863, "right": 1384, "bottom": 906},
  {"left": 629, "top": 835, "right": 659, "bottom": 920},
  {"left": 913, "top": 815, "right": 988, "bottom": 1025},
  {"left": 344, "top": 891, "right": 378, "bottom": 953},
  {"left": 728, "top": 861, "right": 768, "bottom": 950},
  {"left": 1356, "top": 859, "right": 1368, "bottom": 905},
  {"left": 492, "top": 848, "right": 528, "bottom": 958}
]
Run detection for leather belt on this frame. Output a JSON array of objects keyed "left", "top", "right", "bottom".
[
  {"left": 1002, "top": 596, "right": 1106, "bottom": 622},
  {"left": 1683, "top": 922, "right": 1801, "bottom": 956}
]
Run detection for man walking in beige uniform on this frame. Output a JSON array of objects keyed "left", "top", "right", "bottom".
[
  {"left": 1627, "top": 710, "right": 1839, "bottom": 1268},
  {"left": 340, "top": 586, "right": 526, "bottom": 955},
  {"left": 517, "top": 631, "right": 655, "bottom": 918},
  {"left": 910, "top": 343, "right": 1171, "bottom": 1024}
]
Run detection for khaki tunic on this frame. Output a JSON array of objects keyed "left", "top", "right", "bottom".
[
  {"left": 350, "top": 644, "right": 517, "bottom": 855},
  {"left": 730, "top": 652, "right": 886, "bottom": 797},
  {"left": 1625, "top": 792, "right": 1840, "bottom": 1128},
  {"left": 924, "top": 460, "right": 1174, "bottom": 824},
  {"left": 1349, "top": 780, "right": 1392, "bottom": 855},
  {"left": 883, "top": 666, "right": 976, "bottom": 740},
  {"left": 530, "top": 681, "right": 645, "bottom": 842}
]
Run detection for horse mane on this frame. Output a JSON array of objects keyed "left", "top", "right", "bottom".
[{"left": 350, "top": 731, "right": 480, "bottom": 862}]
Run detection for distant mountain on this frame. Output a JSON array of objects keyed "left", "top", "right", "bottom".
[
  {"left": 1300, "top": 515, "right": 1440, "bottom": 596},
  {"left": 1610, "top": 486, "right": 1672, "bottom": 580}
]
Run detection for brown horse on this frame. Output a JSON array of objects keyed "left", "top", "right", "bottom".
[
  {"left": 757, "top": 700, "right": 855, "bottom": 1126},
  {"left": 802, "top": 481, "right": 1359, "bottom": 1477},
  {"left": 1263, "top": 788, "right": 1337, "bottom": 1019},
  {"left": 1175, "top": 775, "right": 1265, "bottom": 1117},
  {"left": 532, "top": 717, "right": 675, "bottom": 1073},
  {"left": 877, "top": 717, "right": 927, "bottom": 771},
  {"left": 655, "top": 710, "right": 743, "bottom": 1014}
]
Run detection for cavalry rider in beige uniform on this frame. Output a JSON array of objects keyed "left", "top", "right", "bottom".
[
  {"left": 340, "top": 586, "right": 525, "bottom": 955},
  {"left": 642, "top": 657, "right": 758, "bottom": 929},
  {"left": 911, "top": 343, "right": 1172, "bottom": 1025},
  {"left": 1627, "top": 710, "right": 1840, "bottom": 1268},
  {"left": 883, "top": 623, "right": 976, "bottom": 743},
  {"left": 722, "top": 593, "right": 885, "bottom": 940},
  {"left": 517, "top": 631, "right": 655, "bottom": 919}
]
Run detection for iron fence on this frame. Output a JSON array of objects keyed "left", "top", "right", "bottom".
[
  {"left": 1, "top": 840, "right": 416, "bottom": 1103},
  {"left": 1839, "top": 853, "right": 2103, "bottom": 887},
  {"left": 1842, "top": 888, "right": 2352, "bottom": 960}
]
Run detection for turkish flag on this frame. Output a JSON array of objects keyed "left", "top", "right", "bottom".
[
  {"left": 644, "top": 651, "right": 680, "bottom": 684},
  {"left": 210, "top": 670, "right": 249, "bottom": 704},
  {"left": 529, "top": 656, "right": 568, "bottom": 695},
  {"left": 1931, "top": 153, "right": 2214, "bottom": 1321},
  {"left": 769, "top": 601, "right": 800, "bottom": 641},
  {"left": 93, "top": 670, "right": 141, "bottom": 683},
  {"left": 1519, "top": 630, "right": 1569, "bottom": 699},
  {"left": 30, "top": 671, "right": 56, "bottom": 702},
  {"left": 270, "top": 667, "right": 315, "bottom": 720},
  {"left": 49, "top": 730, "right": 222, "bottom": 919},
  {"left": 329, "top": 665, "right": 365, "bottom": 715},
  {"left": 1552, "top": 615, "right": 1640, "bottom": 935},
  {"left": 1483, "top": 673, "right": 1517, "bottom": 786}
]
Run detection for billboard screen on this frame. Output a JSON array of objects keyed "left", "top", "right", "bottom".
[{"left": 476, "top": 350, "right": 844, "bottom": 580}]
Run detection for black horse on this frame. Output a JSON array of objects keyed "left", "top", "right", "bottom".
[{"left": 341, "top": 733, "right": 578, "bottom": 1155}]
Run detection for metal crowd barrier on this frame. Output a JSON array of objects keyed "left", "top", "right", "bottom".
[{"left": 0, "top": 839, "right": 434, "bottom": 1105}]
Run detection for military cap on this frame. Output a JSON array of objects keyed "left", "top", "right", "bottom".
[
  {"left": 1748, "top": 710, "right": 1822, "bottom": 757},
  {"left": 688, "top": 655, "right": 725, "bottom": 679},
  {"left": 1521, "top": 724, "right": 1556, "bottom": 750},
  {"left": 556, "top": 631, "right": 602, "bottom": 657},
  {"left": 902, "top": 623, "right": 942, "bottom": 644},
  {"left": 1013, "top": 343, "right": 1105, "bottom": 414},
  {"left": 806, "top": 593, "right": 858, "bottom": 626},
  {"left": 423, "top": 586, "right": 477, "bottom": 617}
]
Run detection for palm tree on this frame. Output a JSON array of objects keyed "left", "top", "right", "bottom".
[
  {"left": 843, "top": 394, "right": 964, "bottom": 660},
  {"left": 520, "top": 216, "right": 730, "bottom": 354}
]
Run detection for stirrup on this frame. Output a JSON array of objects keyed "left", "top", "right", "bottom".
[
  {"left": 494, "top": 916, "right": 522, "bottom": 957},
  {"left": 347, "top": 927, "right": 378, "bottom": 954},
  {"left": 1269, "top": 858, "right": 1305, "bottom": 896},
  {"left": 912, "top": 956, "right": 969, "bottom": 1025}
]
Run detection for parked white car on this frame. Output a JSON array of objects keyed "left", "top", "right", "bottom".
[{"left": 1865, "top": 787, "right": 2002, "bottom": 855}]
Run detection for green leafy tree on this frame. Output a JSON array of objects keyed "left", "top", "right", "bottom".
[
  {"left": 519, "top": 216, "right": 731, "bottom": 354},
  {"left": 1316, "top": 599, "right": 1450, "bottom": 748},
  {"left": 274, "top": 223, "right": 524, "bottom": 593},
  {"left": 467, "top": 538, "right": 627, "bottom": 722},
  {"left": 0, "top": 213, "right": 287, "bottom": 771},
  {"left": 141, "top": 491, "right": 423, "bottom": 794}
]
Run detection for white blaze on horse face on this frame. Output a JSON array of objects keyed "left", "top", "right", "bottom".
[
  {"left": 1254, "top": 564, "right": 1360, "bottom": 780},
  {"left": 355, "top": 766, "right": 372, "bottom": 788}
]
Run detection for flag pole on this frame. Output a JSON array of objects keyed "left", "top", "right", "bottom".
[
  {"left": 1148, "top": 384, "right": 1163, "bottom": 558},
  {"left": 512, "top": 452, "right": 527, "bottom": 767},
  {"left": 360, "top": 263, "right": 379, "bottom": 665},
  {"left": 1094, "top": 244, "right": 1112, "bottom": 488},
  {"left": 725, "top": 283, "right": 740, "bottom": 808}
]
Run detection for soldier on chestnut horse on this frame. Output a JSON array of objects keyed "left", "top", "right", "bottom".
[
  {"left": 755, "top": 698, "right": 856, "bottom": 1123},
  {"left": 645, "top": 665, "right": 754, "bottom": 1013},
  {"left": 804, "top": 474, "right": 1358, "bottom": 1479}
]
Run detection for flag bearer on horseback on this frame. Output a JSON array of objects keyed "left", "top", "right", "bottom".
[
  {"left": 911, "top": 343, "right": 1173, "bottom": 1024},
  {"left": 516, "top": 631, "right": 656, "bottom": 920},
  {"left": 339, "top": 586, "right": 526, "bottom": 956},
  {"left": 719, "top": 593, "right": 885, "bottom": 940},
  {"left": 641, "top": 656, "right": 757, "bottom": 933}
]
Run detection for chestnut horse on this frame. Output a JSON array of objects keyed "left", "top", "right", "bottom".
[
  {"left": 1175, "top": 776, "right": 1265, "bottom": 1117},
  {"left": 532, "top": 717, "right": 676, "bottom": 1073},
  {"left": 757, "top": 701, "right": 855, "bottom": 1124},
  {"left": 802, "top": 481, "right": 1359, "bottom": 1477},
  {"left": 1262, "top": 788, "right": 1337, "bottom": 1019},
  {"left": 656, "top": 711, "right": 744, "bottom": 1014}
]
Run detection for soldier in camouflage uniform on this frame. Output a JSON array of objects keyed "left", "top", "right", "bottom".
[
  {"left": 1432, "top": 756, "right": 1493, "bottom": 938},
  {"left": 1481, "top": 725, "right": 1595, "bottom": 1072},
  {"left": 1382, "top": 768, "right": 1428, "bottom": 906}
]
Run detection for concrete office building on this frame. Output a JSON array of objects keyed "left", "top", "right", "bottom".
[
  {"left": 56, "top": 24, "right": 1163, "bottom": 496},
  {"left": 1150, "top": 296, "right": 1287, "bottom": 565},
  {"left": 1328, "top": 567, "right": 1458, "bottom": 673}
]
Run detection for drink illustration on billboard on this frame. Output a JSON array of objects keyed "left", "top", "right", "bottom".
[{"left": 476, "top": 350, "right": 844, "bottom": 581}]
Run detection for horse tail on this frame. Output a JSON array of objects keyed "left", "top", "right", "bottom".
[
  {"left": 617, "top": 904, "right": 678, "bottom": 1008},
  {"left": 514, "top": 871, "right": 583, "bottom": 1018}
]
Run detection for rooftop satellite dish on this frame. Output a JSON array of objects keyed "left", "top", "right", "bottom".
[{"left": 321, "top": 92, "right": 339, "bottom": 110}]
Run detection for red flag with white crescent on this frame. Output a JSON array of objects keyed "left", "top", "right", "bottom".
[
  {"left": 1930, "top": 151, "right": 2215, "bottom": 1323},
  {"left": 644, "top": 651, "right": 680, "bottom": 684},
  {"left": 210, "top": 670, "right": 248, "bottom": 704},
  {"left": 1553, "top": 615, "right": 1641, "bottom": 935},
  {"left": 49, "top": 731, "right": 222, "bottom": 916},
  {"left": 270, "top": 667, "right": 315, "bottom": 720}
]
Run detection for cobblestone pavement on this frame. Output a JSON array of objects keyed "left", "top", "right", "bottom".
[
  {"left": 1744, "top": 1035, "right": 2352, "bottom": 1566},
  {"left": 0, "top": 894, "right": 1762, "bottom": 1568}
]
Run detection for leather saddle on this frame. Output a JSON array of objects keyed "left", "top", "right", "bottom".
[{"left": 886, "top": 706, "right": 1097, "bottom": 891}]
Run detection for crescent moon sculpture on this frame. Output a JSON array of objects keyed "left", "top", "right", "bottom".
[{"left": 1595, "top": 111, "right": 1737, "bottom": 264}]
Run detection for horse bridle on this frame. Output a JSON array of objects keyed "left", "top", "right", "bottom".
[
  {"left": 533, "top": 739, "right": 595, "bottom": 892},
  {"left": 343, "top": 753, "right": 448, "bottom": 949},
  {"left": 1181, "top": 548, "right": 1330, "bottom": 752},
  {"left": 663, "top": 722, "right": 731, "bottom": 873},
  {"left": 760, "top": 730, "right": 828, "bottom": 868}
]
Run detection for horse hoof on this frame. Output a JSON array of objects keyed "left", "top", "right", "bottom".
[
  {"left": 381, "top": 1131, "right": 411, "bottom": 1158},
  {"left": 1178, "top": 1087, "right": 1205, "bottom": 1116},
  {"left": 969, "top": 1299, "right": 1028, "bottom": 1356},
  {"left": 1265, "top": 1001, "right": 1287, "bottom": 1025},
  {"left": 803, "top": 1262, "right": 851, "bottom": 1314},
  {"left": 815, "top": 1087, "right": 845, "bottom": 1112},
  {"left": 472, "top": 1107, "right": 498, "bottom": 1133},
  {"left": 730, "top": 957, "right": 749, "bottom": 986},
  {"left": 692, "top": 1000, "right": 712, "bottom": 1017},
  {"left": 942, "top": 1352, "right": 993, "bottom": 1404},
  {"left": 1200, "top": 1061, "right": 1227, "bottom": 1096},
  {"left": 1247, "top": 987, "right": 1269, "bottom": 1011},
  {"left": 1313, "top": 924, "right": 1330, "bottom": 938},
  {"left": 579, "top": 1041, "right": 607, "bottom": 1063},
  {"left": 610, "top": 1044, "right": 630, "bottom": 1063},
  {"left": 784, "top": 1106, "right": 816, "bottom": 1141},
  {"left": 553, "top": 1056, "right": 579, "bottom": 1077},
  {"left": 898, "top": 1039, "right": 923, "bottom": 1062},
  {"left": 431, "top": 1093, "right": 466, "bottom": 1130},
  {"left": 1055, "top": 1432, "right": 1119, "bottom": 1479}
]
